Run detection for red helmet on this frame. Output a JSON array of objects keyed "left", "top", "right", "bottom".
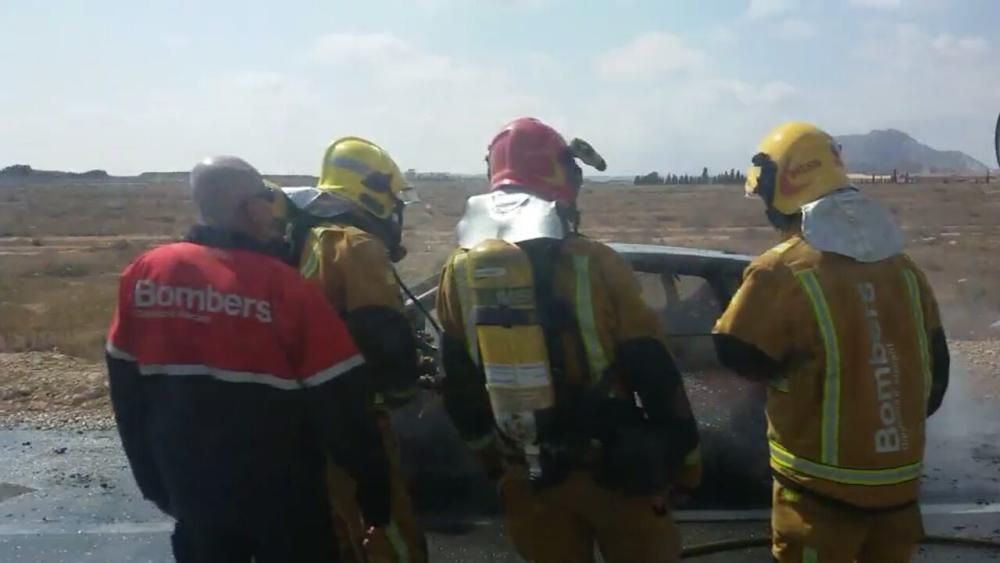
[{"left": 486, "top": 117, "right": 582, "bottom": 203}]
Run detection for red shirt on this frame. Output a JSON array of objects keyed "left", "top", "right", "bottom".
[{"left": 107, "top": 241, "right": 362, "bottom": 388}]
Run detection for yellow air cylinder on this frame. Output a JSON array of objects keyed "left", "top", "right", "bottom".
[{"left": 466, "top": 239, "right": 555, "bottom": 468}]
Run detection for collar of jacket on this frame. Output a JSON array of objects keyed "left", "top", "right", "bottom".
[
  {"left": 800, "top": 187, "right": 905, "bottom": 263},
  {"left": 184, "top": 225, "right": 287, "bottom": 259}
]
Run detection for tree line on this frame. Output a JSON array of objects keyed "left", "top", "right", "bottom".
[
  {"left": 1, "top": 164, "right": 109, "bottom": 178},
  {"left": 633, "top": 167, "right": 747, "bottom": 186}
]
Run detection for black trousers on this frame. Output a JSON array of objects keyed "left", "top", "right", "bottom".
[{"left": 171, "top": 519, "right": 339, "bottom": 563}]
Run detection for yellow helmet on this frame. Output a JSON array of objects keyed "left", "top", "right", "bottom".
[
  {"left": 745, "top": 122, "right": 850, "bottom": 215},
  {"left": 317, "top": 136, "right": 413, "bottom": 220}
]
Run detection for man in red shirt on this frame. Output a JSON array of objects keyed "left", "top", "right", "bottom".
[{"left": 105, "top": 156, "right": 391, "bottom": 563}]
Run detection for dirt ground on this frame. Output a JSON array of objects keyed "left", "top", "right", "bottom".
[{"left": 1, "top": 178, "right": 999, "bottom": 426}]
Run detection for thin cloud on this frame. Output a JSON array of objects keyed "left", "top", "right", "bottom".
[
  {"left": 781, "top": 19, "right": 816, "bottom": 40},
  {"left": 850, "top": 0, "right": 902, "bottom": 8},
  {"left": 595, "top": 32, "right": 705, "bottom": 81},
  {"left": 747, "top": 0, "right": 798, "bottom": 19}
]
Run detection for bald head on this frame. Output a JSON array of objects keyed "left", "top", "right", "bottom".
[{"left": 190, "top": 156, "right": 268, "bottom": 229}]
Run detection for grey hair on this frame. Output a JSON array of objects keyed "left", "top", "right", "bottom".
[{"left": 189, "top": 156, "right": 266, "bottom": 228}]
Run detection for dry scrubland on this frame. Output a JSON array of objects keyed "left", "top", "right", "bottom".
[{"left": 1, "top": 178, "right": 999, "bottom": 426}]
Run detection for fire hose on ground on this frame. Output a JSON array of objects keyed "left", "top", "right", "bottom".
[{"left": 679, "top": 535, "right": 1000, "bottom": 559}]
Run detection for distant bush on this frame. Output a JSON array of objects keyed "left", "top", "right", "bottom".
[
  {"left": 35, "top": 261, "right": 93, "bottom": 279},
  {"left": 0, "top": 165, "right": 108, "bottom": 179},
  {"left": 1, "top": 164, "right": 33, "bottom": 176}
]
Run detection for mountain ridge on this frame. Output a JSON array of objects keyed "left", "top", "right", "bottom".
[{"left": 834, "top": 129, "right": 989, "bottom": 175}]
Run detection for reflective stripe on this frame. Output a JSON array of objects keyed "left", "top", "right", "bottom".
[
  {"left": 302, "top": 354, "right": 365, "bottom": 387},
  {"left": 903, "top": 269, "right": 932, "bottom": 406},
  {"left": 452, "top": 253, "right": 480, "bottom": 365},
  {"left": 795, "top": 270, "right": 841, "bottom": 466},
  {"left": 105, "top": 342, "right": 135, "bottom": 362},
  {"left": 110, "top": 354, "right": 363, "bottom": 390},
  {"left": 385, "top": 521, "right": 410, "bottom": 563},
  {"left": 136, "top": 363, "right": 303, "bottom": 389},
  {"left": 573, "top": 255, "right": 608, "bottom": 382},
  {"left": 770, "top": 239, "right": 797, "bottom": 256},
  {"left": 770, "top": 441, "right": 922, "bottom": 486},
  {"left": 300, "top": 249, "right": 319, "bottom": 278},
  {"left": 299, "top": 228, "right": 325, "bottom": 278}
]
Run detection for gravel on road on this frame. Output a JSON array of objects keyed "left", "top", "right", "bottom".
[{"left": 1, "top": 339, "right": 997, "bottom": 429}]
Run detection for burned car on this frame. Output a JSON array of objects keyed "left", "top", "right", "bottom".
[{"left": 394, "top": 242, "right": 771, "bottom": 517}]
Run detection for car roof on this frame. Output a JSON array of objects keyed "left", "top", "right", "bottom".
[
  {"left": 608, "top": 242, "right": 753, "bottom": 277},
  {"left": 403, "top": 242, "right": 753, "bottom": 312}
]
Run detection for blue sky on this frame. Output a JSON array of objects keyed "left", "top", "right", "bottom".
[{"left": 2, "top": 0, "right": 998, "bottom": 175}]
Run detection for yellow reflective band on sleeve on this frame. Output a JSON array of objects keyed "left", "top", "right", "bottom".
[
  {"left": 903, "top": 269, "right": 932, "bottom": 407},
  {"left": 770, "top": 239, "right": 797, "bottom": 256},
  {"left": 299, "top": 228, "right": 326, "bottom": 278},
  {"left": 299, "top": 243, "right": 320, "bottom": 278},
  {"left": 573, "top": 255, "right": 609, "bottom": 382},
  {"left": 385, "top": 521, "right": 410, "bottom": 563},
  {"left": 451, "top": 253, "right": 480, "bottom": 366},
  {"left": 769, "top": 441, "right": 922, "bottom": 486},
  {"left": 795, "top": 270, "right": 841, "bottom": 466}
]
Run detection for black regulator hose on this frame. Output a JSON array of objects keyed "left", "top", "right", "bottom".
[
  {"left": 680, "top": 535, "right": 1000, "bottom": 559},
  {"left": 393, "top": 266, "right": 443, "bottom": 336}
]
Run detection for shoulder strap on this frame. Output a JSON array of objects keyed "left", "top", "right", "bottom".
[
  {"left": 287, "top": 212, "right": 327, "bottom": 268},
  {"left": 518, "top": 239, "right": 593, "bottom": 399}
]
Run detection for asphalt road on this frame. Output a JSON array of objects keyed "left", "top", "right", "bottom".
[{"left": 1, "top": 425, "right": 999, "bottom": 562}]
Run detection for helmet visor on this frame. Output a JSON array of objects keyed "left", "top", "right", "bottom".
[{"left": 397, "top": 185, "right": 421, "bottom": 206}]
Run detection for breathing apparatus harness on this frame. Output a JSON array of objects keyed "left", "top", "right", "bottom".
[
  {"left": 473, "top": 135, "right": 669, "bottom": 493},
  {"left": 465, "top": 205, "right": 668, "bottom": 497}
]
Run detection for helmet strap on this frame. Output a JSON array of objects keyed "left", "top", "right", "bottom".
[
  {"left": 562, "top": 150, "right": 584, "bottom": 194},
  {"left": 556, "top": 202, "right": 581, "bottom": 234},
  {"left": 765, "top": 207, "right": 800, "bottom": 232},
  {"left": 385, "top": 199, "right": 407, "bottom": 262}
]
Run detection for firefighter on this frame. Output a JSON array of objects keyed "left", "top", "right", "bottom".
[
  {"left": 712, "top": 122, "right": 950, "bottom": 563},
  {"left": 106, "top": 156, "right": 391, "bottom": 563},
  {"left": 436, "top": 117, "right": 702, "bottom": 563},
  {"left": 274, "top": 138, "right": 427, "bottom": 563}
]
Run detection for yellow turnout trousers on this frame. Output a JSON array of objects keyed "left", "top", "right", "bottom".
[
  {"left": 499, "top": 468, "right": 681, "bottom": 563},
  {"left": 771, "top": 481, "right": 924, "bottom": 563},
  {"left": 326, "top": 410, "right": 427, "bottom": 563}
]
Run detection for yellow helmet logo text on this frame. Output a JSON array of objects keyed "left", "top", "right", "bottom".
[{"left": 746, "top": 122, "right": 851, "bottom": 215}]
